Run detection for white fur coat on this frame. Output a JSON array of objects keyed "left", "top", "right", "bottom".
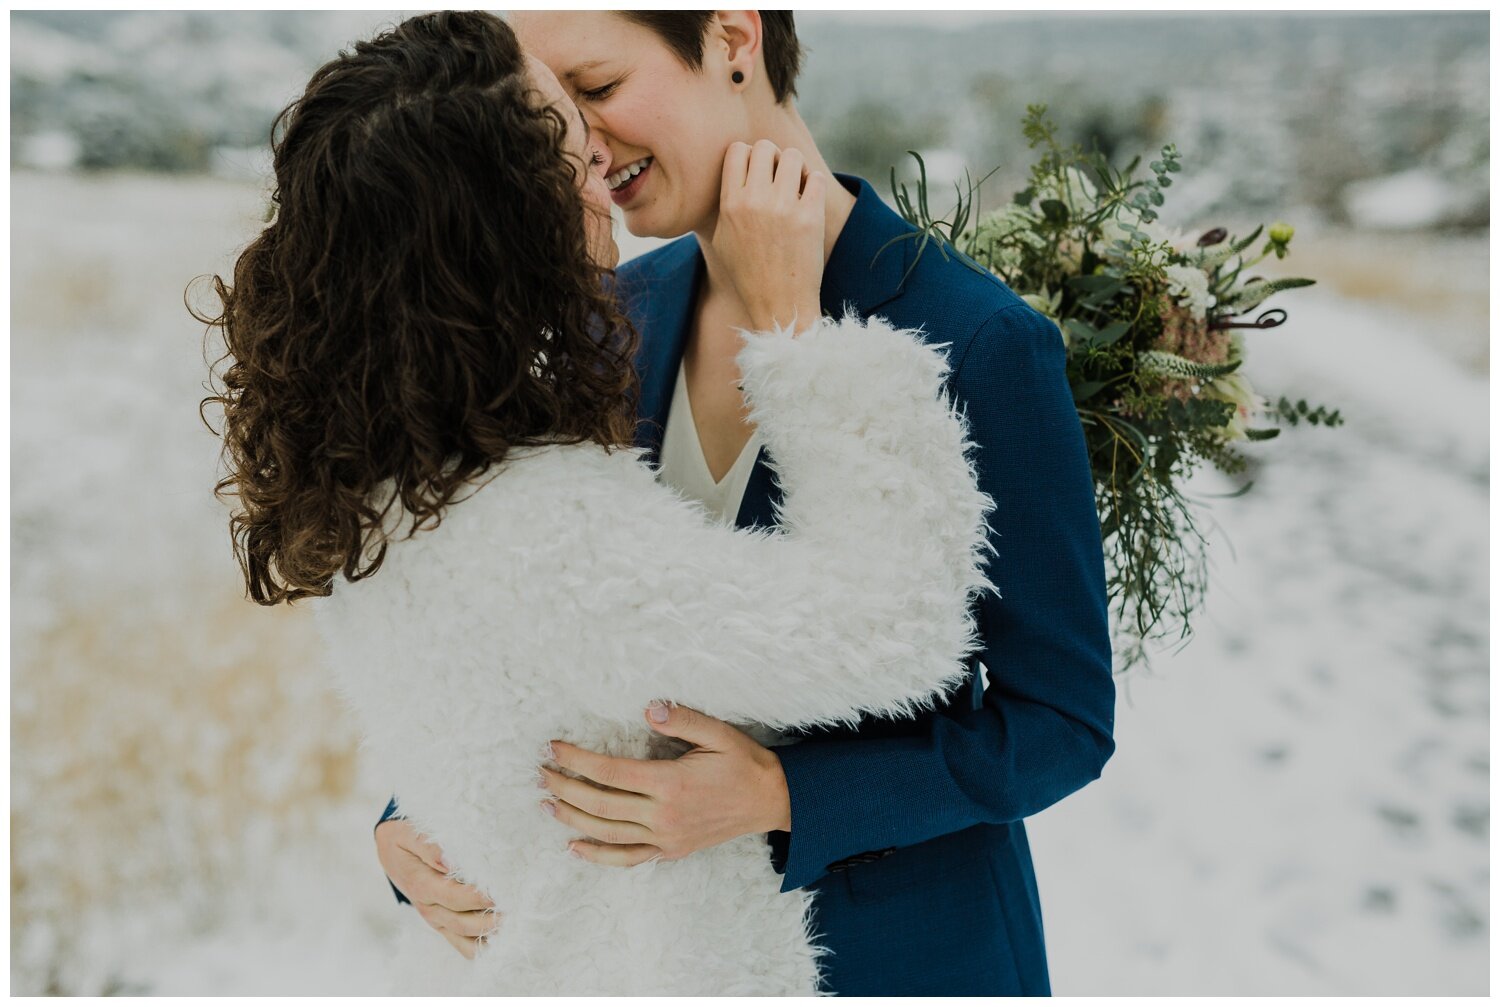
[{"left": 314, "top": 314, "right": 994, "bottom": 995}]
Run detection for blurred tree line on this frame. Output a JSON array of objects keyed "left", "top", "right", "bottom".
[{"left": 11, "top": 11, "right": 1489, "bottom": 228}]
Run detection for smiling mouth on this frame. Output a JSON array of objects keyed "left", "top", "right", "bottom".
[
  {"left": 606, "top": 156, "right": 652, "bottom": 191},
  {"left": 606, "top": 156, "right": 653, "bottom": 204}
]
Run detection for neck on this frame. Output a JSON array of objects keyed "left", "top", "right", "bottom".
[{"left": 695, "top": 104, "right": 856, "bottom": 311}]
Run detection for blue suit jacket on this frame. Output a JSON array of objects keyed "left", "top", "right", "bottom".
[{"left": 381, "top": 175, "right": 1115, "bottom": 996}]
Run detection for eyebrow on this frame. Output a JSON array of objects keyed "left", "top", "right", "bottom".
[{"left": 563, "top": 59, "right": 606, "bottom": 81}]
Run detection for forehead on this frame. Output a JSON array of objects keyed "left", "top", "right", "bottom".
[
  {"left": 522, "top": 53, "right": 568, "bottom": 107},
  {"left": 509, "top": 11, "right": 645, "bottom": 79}
]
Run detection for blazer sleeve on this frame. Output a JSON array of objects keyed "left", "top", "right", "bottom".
[
  {"left": 376, "top": 312, "right": 997, "bottom": 901},
  {"left": 375, "top": 796, "right": 412, "bottom": 905},
  {"left": 766, "top": 302, "right": 1118, "bottom": 893}
]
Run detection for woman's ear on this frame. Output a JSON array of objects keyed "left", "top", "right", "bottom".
[{"left": 711, "top": 11, "right": 762, "bottom": 88}]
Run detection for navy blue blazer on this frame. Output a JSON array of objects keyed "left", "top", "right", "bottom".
[{"left": 381, "top": 175, "right": 1115, "bottom": 996}]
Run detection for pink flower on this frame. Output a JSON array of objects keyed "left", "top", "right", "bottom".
[{"left": 1154, "top": 303, "right": 1228, "bottom": 364}]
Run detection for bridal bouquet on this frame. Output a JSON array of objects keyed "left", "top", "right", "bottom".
[{"left": 892, "top": 105, "right": 1344, "bottom": 671}]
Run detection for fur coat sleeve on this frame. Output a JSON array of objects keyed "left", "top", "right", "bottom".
[{"left": 410, "top": 312, "right": 996, "bottom": 734}]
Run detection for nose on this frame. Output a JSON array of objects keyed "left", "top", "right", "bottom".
[{"left": 578, "top": 100, "right": 606, "bottom": 135}]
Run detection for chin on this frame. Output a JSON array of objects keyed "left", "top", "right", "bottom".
[{"left": 622, "top": 205, "right": 692, "bottom": 242}]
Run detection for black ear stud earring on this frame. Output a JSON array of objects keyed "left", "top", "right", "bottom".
[{"left": 732, "top": 70, "right": 744, "bottom": 84}]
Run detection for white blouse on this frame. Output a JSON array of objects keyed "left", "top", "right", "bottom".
[{"left": 657, "top": 360, "right": 764, "bottom": 526}]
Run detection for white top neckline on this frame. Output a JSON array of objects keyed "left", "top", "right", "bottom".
[{"left": 657, "top": 360, "right": 763, "bottom": 525}]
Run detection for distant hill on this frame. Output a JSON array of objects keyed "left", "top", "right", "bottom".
[{"left": 10, "top": 11, "right": 1488, "bottom": 227}]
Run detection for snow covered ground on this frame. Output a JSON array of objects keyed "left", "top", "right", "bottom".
[
  {"left": 10, "top": 171, "right": 1487, "bottom": 995},
  {"left": 1029, "top": 287, "right": 1489, "bottom": 995}
]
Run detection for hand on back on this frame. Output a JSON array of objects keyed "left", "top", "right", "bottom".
[{"left": 375, "top": 817, "right": 498, "bottom": 958}]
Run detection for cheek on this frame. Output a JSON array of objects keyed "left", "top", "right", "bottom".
[
  {"left": 667, "top": 102, "right": 743, "bottom": 189},
  {"left": 601, "top": 96, "right": 666, "bottom": 160},
  {"left": 637, "top": 109, "right": 722, "bottom": 210},
  {"left": 585, "top": 174, "right": 612, "bottom": 218}
]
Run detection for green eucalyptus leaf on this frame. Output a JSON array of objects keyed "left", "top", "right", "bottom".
[
  {"left": 1064, "top": 318, "right": 1099, "bottom": 344},
  {"left": 1068, "top": 273, "right": 1121, "bottom": 292},
  {"left": 1093, "top": 320, "right": 1130, "bottom": 347},
  {"left": 1166, "top": 396, "right": 1237, "bottom": 427},
  {"left": 1071, "top": 379, "right": 1109, "bottom": 402}
]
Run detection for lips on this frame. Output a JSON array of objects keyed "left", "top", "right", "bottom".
[{"left": 606, "top": 156, "right": 652, "bottom": 206}]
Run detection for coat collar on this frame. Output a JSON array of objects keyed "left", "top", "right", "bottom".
[
  {"left": 629, "top": 237, "right": 703, "bottom": 463},
  {"left": 631, "top": 174, "right": 917, "bottom": 526},
  {"left": 819, "top": 172, "right": 916, "bottom": 319}
]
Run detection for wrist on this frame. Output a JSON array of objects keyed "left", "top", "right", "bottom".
[
  {"left": 748, "top": 298, "right": 821, "bottom": 335},
  {"left": 757, "top": 749, "right": 793, "bottom": 833},
  {"left": 792, "top": 301, "right": 823, "bottom": 335}
]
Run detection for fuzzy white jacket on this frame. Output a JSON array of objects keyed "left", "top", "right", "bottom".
[{"left": 315, "top": 314, "right": 995, "bottom": 995}]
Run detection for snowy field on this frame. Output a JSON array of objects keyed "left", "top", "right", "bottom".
[{"left": 10, "top": 170, "right": 1488, "bottom": 995}]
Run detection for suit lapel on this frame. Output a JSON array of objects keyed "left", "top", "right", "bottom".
[
  {"left": 623, "top": 179, "right": 918, "bottom": 530},
  {"left": 818, "top": 174, "right": 916, "bottom": 320},
  {"left": 734, "top": 174, "right": 916, "bottom": 530},
  {"left": 629, "top": 237, "right": 705, "bottom": 465}
]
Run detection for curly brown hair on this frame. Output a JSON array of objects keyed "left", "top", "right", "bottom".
[{"left": 197, "top": 10, "right": 638, "bottom": 606}]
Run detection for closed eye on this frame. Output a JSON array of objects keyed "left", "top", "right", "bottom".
[{"left": 579, "top": 80, "right": 619, "bottom": 102}]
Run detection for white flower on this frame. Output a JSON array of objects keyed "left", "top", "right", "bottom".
[
  {"left": 1139, "top": 218, "right": 1193, "bottom": 253},
  {"left": 971, "top": 205, "right": 1048, "bottom": 278},
  {"left": 1164, "top": 264, "right": 1216, "bottom": 315},
  {"left": 1019, "top": 287, "right": 1065, "bottom": 344},
  {"left": 1021, "top": 286, "right": 1062, "bottom": 319},
  {"left": 975, "top": 205, "right": 1046, "bottom": 246},
  {"left": 1228, "top": 330, "right": 1247, "bottom": 359},
  {"left": 1203, "top": 370, "right": 1269, "bottom": 440},
  {"left": 1097, "top": 217, "right": 1134, "bottom": 260}
]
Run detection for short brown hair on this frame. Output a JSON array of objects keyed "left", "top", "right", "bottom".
[
  {"left": 620, "top": 12, "right": 803, "bottom": 104},
  {"left": 197, "top": 11, "right": 638, "bottom": 605}
]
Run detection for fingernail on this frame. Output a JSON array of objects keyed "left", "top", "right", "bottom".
[
  {"left": 536, "top": 770, "right": 548, "bottom": 789},
  {"left": 647, "top": 702, "right": 669, "bottom": 724},
  {"left": 568, "top": 844, "right": 584, "bottom": 859},
  {"left": 436, "top": 857, "right": 450, "bottom": 872},
  {"left": 541, "top": 800, "right": 556, "bottom": 817},
  {"left": 545, "top": 741, "right": 558, "bottom": 760}
]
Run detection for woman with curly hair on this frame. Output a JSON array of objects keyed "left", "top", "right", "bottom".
[{"left": 200, "top": 10, "right": 992, "bottom": 995}]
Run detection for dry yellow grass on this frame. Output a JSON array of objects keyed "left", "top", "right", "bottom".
[
  {"left": 11, "top": 583, "right": 364, "bottom": 992},
  {"left": 11, "top": 170, "right": 376, "bottom": 993},
  {"left": 1265, "top": 229, "right": 1488, "bottom": 374}
]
